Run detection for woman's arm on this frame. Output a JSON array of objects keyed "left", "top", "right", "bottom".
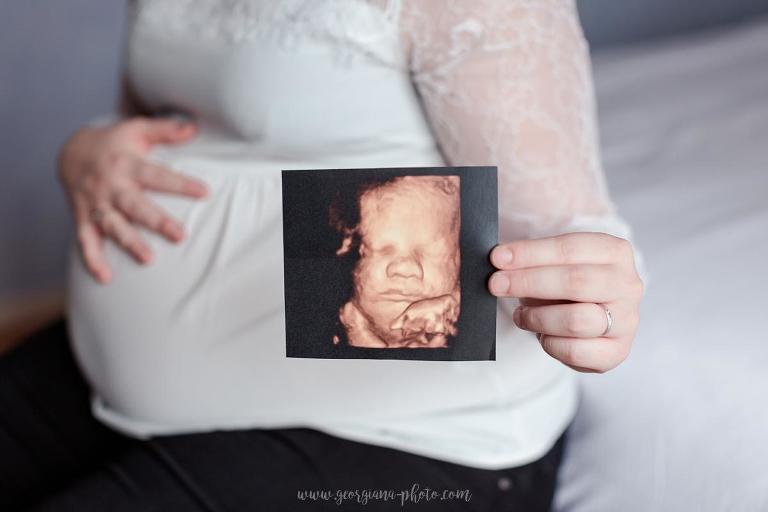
[{"left": 402, "top": 0, "right": 643, "bottom": 372}]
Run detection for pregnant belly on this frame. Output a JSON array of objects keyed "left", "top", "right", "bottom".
[
  {"left": 67, "top": 156, "right": 288, "bottom": 426},
  {"left": 65, "top": 147, "right": 535, "bottom": 433}
]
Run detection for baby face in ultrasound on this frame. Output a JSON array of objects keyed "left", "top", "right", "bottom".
[{"left": 337, "top": 176, "right": 461, "bottom": 348}]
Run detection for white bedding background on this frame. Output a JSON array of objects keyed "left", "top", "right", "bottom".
[{"left": 555, "top": 18, "right": 768, "bottom": 511}]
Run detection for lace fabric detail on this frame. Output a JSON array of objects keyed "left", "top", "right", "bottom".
[
  {"left": 400, "top": 0, "right": 623, "bottom": 241},
  {"left": 133, "top": 0, "right": 632, "bottom": 243},
  {"left": 132, "top": 0, "right": 403, "bottom": 64}
]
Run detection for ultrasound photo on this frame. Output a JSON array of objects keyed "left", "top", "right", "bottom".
[{"left": 282, "top": 167, "right": 497, "bottom": 361}]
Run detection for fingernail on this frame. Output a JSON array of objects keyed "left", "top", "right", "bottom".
[
  {"left": 513, "top": 306, "right": 523, "bottom": 326},
  {"left": 492, "top": 247, "right": 513, "bottom": 267},
  {"left": 139, "top": 248, "right": 153, "bottom": 264},
  {"left": 193, "top": 182, "right": 209, "bottom": 197},
  {"left": 169, "top": 224, "right": 184, "bottom": 241},
  {"left": 97, "top": 268, "right": 112, "bottom": 284},
  {"left": 489, "top": 273, "right": 509, "bottom": 295}
]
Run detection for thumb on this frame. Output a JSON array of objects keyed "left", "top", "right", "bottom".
[
  {"left": 389, "top": 313, "right": 406, "bottom": 330},
  {"left": 141, "top": 118, "right": 198, "bottom": 145}
]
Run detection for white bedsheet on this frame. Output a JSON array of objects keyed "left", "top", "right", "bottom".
[{"left": 555, "top": 18, "right": 768, "bottom": 512}]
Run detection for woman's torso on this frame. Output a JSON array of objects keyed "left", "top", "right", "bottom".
[{"left": 67, "top": 0, "right": 574, "bottom": 467}]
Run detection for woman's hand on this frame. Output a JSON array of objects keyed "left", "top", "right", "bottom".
[
  {"left": 488, "top": 233, "right": 644, "bottom": 373},
  {"left": 57, "top": 117, "right": 209, "bottom": 283}
]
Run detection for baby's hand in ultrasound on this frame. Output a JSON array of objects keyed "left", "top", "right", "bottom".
[{"left": 389, "top": 294, "right": 460, "bottom": 343}]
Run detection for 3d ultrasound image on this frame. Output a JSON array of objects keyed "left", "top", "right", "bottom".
[
  {"left": 282, "top": 166, "right": 497, "bottom": 361},
  {"left": 333, "top": 175, "right": 461, "bottom": 349}
]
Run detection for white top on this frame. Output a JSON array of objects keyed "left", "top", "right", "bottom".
[{"left": 67, "top": 0, "right": 637, "bottom": 469}]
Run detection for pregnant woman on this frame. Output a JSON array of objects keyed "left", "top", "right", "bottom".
[{"left": 1, "top": 0, "right": 643, "bottom": 510}]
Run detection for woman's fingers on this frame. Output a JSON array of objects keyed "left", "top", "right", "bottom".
[
  {"left": 513, "top": 302, "right": 634, "bottom": 339},
  {"left": 489, "top": 232, "right": 643, "bottom": 374},
  {"left": 112, "top": 188, "right": 185, "bottom": 242},
  {"left": 538, "top": 335, "right": 631, "bottom": 374},
  {"left": 76, "top": 221, "right": 111, "bottom": 283},
  {"left": 96, "top": 207, "right": 153, "bottom": 264},
  {"left": 73, "top": 198, "right": 111, "bottom": 283},
  {"left": 491, "top": 233, "right": 636, "bottom": 270},
  {"left": 59, "top": 117, "right": 208, "bottom": 283},
  {"left": 134, "top": 161, "right": 208, "bottom": 198},
  {"left": 489, "top": 264, "right": 630, "bottom": 303}
]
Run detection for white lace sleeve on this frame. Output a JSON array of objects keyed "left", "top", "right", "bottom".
[{"left": 400, "top": 0, "right": 643, "bottom": 276}]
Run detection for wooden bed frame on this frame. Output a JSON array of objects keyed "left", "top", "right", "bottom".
[{"left": 0, "top": 290, "right": 64, "bottom": 355}]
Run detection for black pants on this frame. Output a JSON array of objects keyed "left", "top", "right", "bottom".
[{"left": 0, "top": 320, "right": 566, "bottom": 511}]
